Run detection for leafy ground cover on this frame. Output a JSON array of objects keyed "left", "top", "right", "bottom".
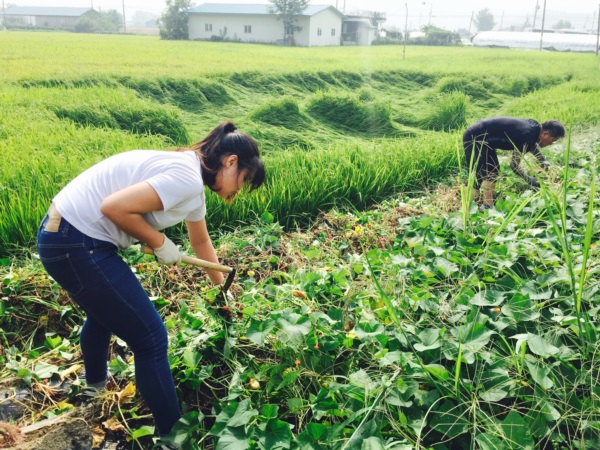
[{"left": 1, "top": 131, "right": 599, "bottom": 449}]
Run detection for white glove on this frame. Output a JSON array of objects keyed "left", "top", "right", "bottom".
[{"left": 154, "top": 234, "right": 181, "bottom": 265}]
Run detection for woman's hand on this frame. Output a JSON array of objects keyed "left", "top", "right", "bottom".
[{"left": 154, "top": 234, "right": 181, "bottom": 265}]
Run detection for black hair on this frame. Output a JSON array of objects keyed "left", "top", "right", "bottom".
[
  {"left": 541, "top": 120, "right": 565, "bottom": 138},
  {"left": 179, "top": 121, "right": 265, "bottom": 191}
]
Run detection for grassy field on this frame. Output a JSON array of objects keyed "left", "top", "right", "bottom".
[{"left": 0, "top": 31, "right": 600, "bottom": 450}]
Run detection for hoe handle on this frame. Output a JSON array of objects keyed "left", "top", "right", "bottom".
[{"left": 140, "top": 245, "right": 233, "bottom": 274}]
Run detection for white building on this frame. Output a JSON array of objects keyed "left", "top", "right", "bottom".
[
  {"left": 186, "top": 3, "right": 345, "bottom": 47},
  {"left": 2, "top": 6, "right": 98, "bottom": 29}
]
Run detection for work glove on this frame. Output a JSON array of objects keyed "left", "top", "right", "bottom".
[
  {"left": 527, "top": 176, "right": 540, "bottom": 189},
  {"left": 154, "top": 234, "right": 181, "bottom": 265},
  {"left": 540, "top": 161, "right": 551, "bottom": 170}
]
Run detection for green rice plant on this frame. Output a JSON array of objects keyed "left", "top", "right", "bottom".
[
  {"left": 420, "top": 91, "right": 468, "bottom": 131},
  {"left": 437, "top": 76, "right": 494, "bottom": 101},
  {"left": 249, "top": 97, "right": 314, "bottom": 132},
  {"left": 306, "top": 90, "right": 396, "bottom": 135}
]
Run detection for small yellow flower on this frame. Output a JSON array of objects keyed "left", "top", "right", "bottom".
[
  {"left": 247, "top": 270, "right": 255, "bottom": 277},
  {"left": 295, "top": 359, "right": 301, "bottom": 368},
  {"left": 355, "top": 225, "right": 362, "bottom": 235},
  {"left": 249, "top": 378, "right": 260, "bottom": 390}
]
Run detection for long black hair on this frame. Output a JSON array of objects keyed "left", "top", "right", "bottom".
[{"left": 179, "top": 122, "right": 265, "bottom": 191}]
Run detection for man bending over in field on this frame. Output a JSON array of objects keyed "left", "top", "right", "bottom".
[{"left": 462, "top": 116, "right": 565, "bottom": 208}]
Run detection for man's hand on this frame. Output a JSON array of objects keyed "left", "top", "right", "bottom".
[{"left": 154, "top": 234, "right": 181, "bottom": 265}]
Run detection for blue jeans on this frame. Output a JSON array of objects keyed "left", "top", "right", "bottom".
[{"left": 37, "top": 214, "right": 181, "bottom": 434}]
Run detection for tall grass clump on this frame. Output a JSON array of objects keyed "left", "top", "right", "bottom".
[
  {"left": 205, "top": 133, "right": 457, "bottom": 229},
  {"left": 122, "top": 77, "right": 234, "bottom": 111},
  {"left": 249, "top": 97, "right": 314, "bottom": 131},
  {"left": 420, "top": 91, "right": 468, "bottom": 131},
  {"left": 437, "top": 76, "right": 494, "bottom": 101},
  {"left": 306, "top": 90, "right": 396, "bottom": 135}
]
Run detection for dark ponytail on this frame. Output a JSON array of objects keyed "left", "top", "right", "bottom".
[{"left": 179, "top": 121, "right": 265, "bottom": 191}]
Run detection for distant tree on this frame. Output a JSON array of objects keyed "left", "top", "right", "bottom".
[
  {"left": 158, "top": 0, "right": 194, "bottom": 40},
  {"left": 131, "top": 10, "right": 158, "bottom": 28},
  {"left": 553, "top": 20, "right": 572, "bottom": 29},
  {"left": 456, "top": 27, "right": 471, "bottom": 38},
  {"left": 417, "top": 25, "right": 461, "bottom": 46},
  {"left": 74, "top": 10, "right": 122, "bottom": 33},
  {"left": 474, "top": 8, "right": 495, "bottom": 31},
  {"left": 268, "top": 0, "right": 310, "bottom": 46}
]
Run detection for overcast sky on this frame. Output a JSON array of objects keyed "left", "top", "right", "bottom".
[{"left": 7, "top": 0, "right": 600, "bottom": 31}]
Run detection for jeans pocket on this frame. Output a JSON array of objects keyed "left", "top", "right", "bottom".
[{"left": 39, "top": 253, "right": 84, "bottom": 297}]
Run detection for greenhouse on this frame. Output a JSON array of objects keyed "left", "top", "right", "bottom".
[{"left": 471, "top": 31, "right": 598, "bottom": 53}]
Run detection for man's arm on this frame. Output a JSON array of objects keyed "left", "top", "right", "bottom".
[
  {"left": 509, "top": 151, "right": 527, "bottom": 179},
  {"left": 531, "top": 144, "right": 551, "bottom": 169}
]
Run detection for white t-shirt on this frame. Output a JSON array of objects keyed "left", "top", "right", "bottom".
[{"left": 53, "top": 150, "right": 206, "bottom": 249}]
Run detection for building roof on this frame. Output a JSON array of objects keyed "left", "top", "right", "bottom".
[
  {"left": 4, "top": 6, "right": 95, "bottom": 17},
  {"left": 186, "top": 3, "right": 342, "bottom": 17}
]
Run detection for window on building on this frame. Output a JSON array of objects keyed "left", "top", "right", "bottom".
[
  {"left": 205, "top": 24, "right": 212, "bottom": 32},
  {"left": 317, "top": 28, "right": 322, "bottom": 36},
  {"left": 331, "top": 28, "right": 336, "bottom": 36},
  {"left": 244, "top": 25, "right": 252, "bottom": 33}
]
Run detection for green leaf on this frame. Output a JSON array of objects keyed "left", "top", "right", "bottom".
[
  {"left": 259, "top": 419, "right": 293, "bottom": 449},
  {"left": 349, "top": 369, "right": 374, "bottom": 389},
  {"left": 361, "top": 437, "right": 385, "bottom": 450},
  {"left": 524, "top": 359, "right": 553, "bottom": 389},
  {"left": 276, "top": 313, "right": 311, "bottom": 347},
  {"left": 261, "top": 211, "right": 274, "bottom": 223},
  {"left": 216, "top": 426, "right": 251, "bottom": 450},
  {"left": 502, "top": 293, "right": 539, "bottom": 322},
  {"left": 183, "top": 347, "right": 201, "bottom": 368},
  {"left": 434, "top": 257, "right": 458, "bottom": 277},
  {"left": 475, "top": 432, "right": 507, "bottom": 450},
  {"left": 470, "top": 290, "right": 505, "bottom": 306},
  {"left": 211, "top": 399, "right": 258, "bottom": 435},
  {"left": 429, "top": 401, "right": 469, "bottom": 439},
  {"left": 131, "top": 425, "right": 155, "bottom": 439},
  {"left": 246, "top": 318, "right": 275, "bottom": 345},
  {"left": 423, "top": 364, "right": 451, "bottom": 381},
  {"left": 479, "top": 387, "right": 508, "bottom": 402},
  {"left": 526, "top": 333, "right": 560, "bottom": 357},
  {"left": 414, "top": 328, "right": 442, "bottom": 351},
  {"left": 33, "top": 361, "right": 59, "bottom": 379},
  {"left": 306, "top": 422, "right": 327, "bottom": 441},
  {"left": 261, "top": 404, "right": 279, "bottom": 419},
  {"left": 451, "top": 322, "right": 495, "bottom": 349},
  {"left": 501, "top": 411, "right": 534, "bottom": 450}
]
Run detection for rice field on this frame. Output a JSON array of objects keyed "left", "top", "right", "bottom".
[{"left": 1, "top": 31, "right": 599, "bottom": 254}]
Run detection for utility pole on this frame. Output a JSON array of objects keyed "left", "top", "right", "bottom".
[
  {"left": 468, "top": 10, "right": 474, "bottom": 34},
  {"left": 1, "top": 0, "right": 5, "bottom": 28},
  {"left": 596, "top": 3, "right": 600, "bottom": 56},
  {"left": 428, "top": 2, "right": 432, "bottom": 26},
  {"left": 532, "top": 0, "right": 539, "bottom": 30},
  {"left": 539, "top": 0, "right": 547, "bottom": 51},
  {"left": 122, "top": 0, "right": 126, "bottom": 33},
  {"left": 403, "top": 3, "right": 408, "bottom": 60},
  {"left": 499, "top": 10, "right": 504, "bottom": 30}
]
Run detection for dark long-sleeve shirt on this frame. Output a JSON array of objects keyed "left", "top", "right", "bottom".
[{"left": 464, "top": 116, "right": 549, "bottom": 178}]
